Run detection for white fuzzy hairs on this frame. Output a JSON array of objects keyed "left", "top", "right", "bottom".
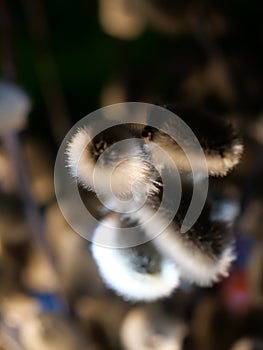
[
  {"left": 91, "top": 215, "right": 180, "bottom": 301},
  {"left": 66, "top": 126, "right": 159, "bottom": 203},
  {"left": 65, "top": 108, "right": 243, "bottom": 301},
  {"left": 144, "top": 131, "right": 243, "bottom": 177},
  {"left": 142, "top": 123, "right": 243, "bottom": 177},
  {"left": 131, "top": 203, "right": 236, "bottom": 287}
]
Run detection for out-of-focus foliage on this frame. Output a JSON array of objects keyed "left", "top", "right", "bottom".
[{"left": 0, "top": 0, "right": 263, "bottom": 349}]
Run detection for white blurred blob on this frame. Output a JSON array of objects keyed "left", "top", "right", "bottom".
[
  {"left": 99, "top": 0, "right": 145, "bottom": 39},
  {"left": 0, "top": 80, "right": 31, "bottom": 134},
  {"left": 121, "top": 305, "right": 187, "bottom": 350},
  {"left": 210, "top": 199, "right": 240, "bottom": 224}
]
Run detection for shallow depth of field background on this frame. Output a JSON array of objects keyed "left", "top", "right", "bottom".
[{"left": 0, "top": 0, "right": 263, "bottom": 349}]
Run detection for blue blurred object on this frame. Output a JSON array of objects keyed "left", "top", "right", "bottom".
[
  {"left": 234, "top": 233, "right": 255, "bottom": 269},
  {"left": 28, "top": 291, "right": 67, "bottom": 314}
]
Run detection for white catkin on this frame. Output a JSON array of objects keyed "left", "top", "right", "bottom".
[
  {"left": 131, "top": 204, "right": 236, "bottom": 287},
  {"left": 66, "top": 127, "right": 159, "bottom": 202},
  {"left": 144, "top": 128, "right": 243, "bottom": 176},
  {"left": 91, "top": 215, "right": 180, "bottom": 301}
]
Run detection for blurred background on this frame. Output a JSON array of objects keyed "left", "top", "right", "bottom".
[{"left": 0, "top": 0, "right": 263, "bottom": 349}]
